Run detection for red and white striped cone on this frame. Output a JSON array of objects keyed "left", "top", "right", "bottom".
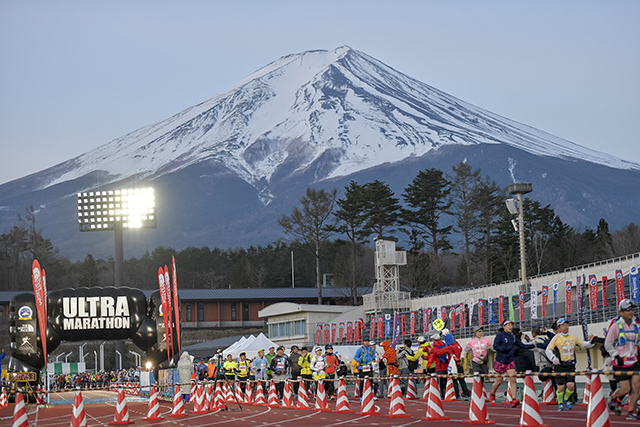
[
  {"left": 387, "top": 376, "right": 398, "bottom": 398},
  {"left": 541, "top": 379, "right": 556, "bottom": 405},
  {"left": 36, "top": 386, "right": 45, "bottom": 406},
  {"left": 168, "top": 384, "right": 187, "bottom": 417},
  {"left": 406, "top": 378, "right": 418, "bottom": 400},
  {"left": 143, "top": 386, "right": 164, "bottom": 421},
  {"left": 191, "top": 384, "right": 207, "bottom": 414},
  {"left": 224, "top": 382, "right": 234, "bottom": 403},
  {"left": 296, "top": 379, "right": 310, "bottom": 410},
  {"left": 463, "top": 375, "right": 495, "bottom": 425},
  {"left": 444, "top": 377, "right": 459, "bottom": 401},
  {"left": 353, "top": 379, "right": 361, "bottom": 398},
  {"left": 244, "top": 381, "right": 253, "bottom": 405},
  {"left": 421, "top": 376, "right": 449, "bottom": 421},
  {"left": 333, "top": 378, "right": 354, "bottom": 413},
  {"left": 267, "top": 380, "right": 280, "bottom": 407},
  {"left": 210, "top": 384, "right": 224, "bottom": 410},
  {"left": 313, "top": 379, "right": 331, "bottom": 412},
  {"left": 357, "top": 377, "right": 379, "bottom": 415},
  {"left": 109, "top": 388, "right": 134, "bottom": 425},
  {"left": 71, "top": 390, "right": 87, "bottom": 427},
  {"left": 12, "top": 392, "right": 28, "bottom": 427},
  {"left": 420, "top": 378, "right": 430, "bottom": 402},
  {"left": 205, "top": 383, "right": 213, "bottom": 408},
  {"left": 502, "top": 380, "right": 514, "bottom": 404},
  {"left": 579, "top": 374, "right": 591, "bottom": 407},
  {"left": 253, "top": 382, "right": 266, "bottom": 406},
  {"left": 235, "top": 381, "right": 244, "bottom": 404},
  {"left": 512, "top": 375, "right": 549, "bottom": 427},
  {"left": 280, "top": 381, "right": 295, "bottom": 408},
  {"left": 586, "top": 371, "right": 611, "bottom": 427},
  {"left": 0, "top": 387, "right": 8, "bottom": 408},
  {"left": 385, "top": 375, "right": 411, "bottom": 418}
]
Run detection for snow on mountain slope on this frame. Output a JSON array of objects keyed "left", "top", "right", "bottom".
[{"left": 46, "top": 46, "right": 639, "bottom": 198}]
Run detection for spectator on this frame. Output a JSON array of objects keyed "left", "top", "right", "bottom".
[
  {"left": 354, "top": 338, "right": 376, "bottom": 399},
  {"left": 177, "top": 351, "right": 193, "bottom": 401},
  {"left": 397, "top": 339, "right": 414, "bottom": 396},
  {"left": 299, "top": 347, "right": 313, "bottom": 392},
  {"left": 323, "top": 345, "right": 340, "bottom": 400},
  {"left": 531, "top": 326, "right": 554, "bottom": 391},
  {"left": 289, "top": 346, "right": 301, "bottom": 393},
  {"left": 252, "top": 348, "right": 269, "bottom": 388},
  {"left": 265, "top": 346, "right": 276, "bottom": 380}
]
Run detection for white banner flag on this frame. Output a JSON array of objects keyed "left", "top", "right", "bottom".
[{"left": 530, "top": 286, "right": 538, "bottom": 319}]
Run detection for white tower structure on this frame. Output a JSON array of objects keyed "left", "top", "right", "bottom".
[{"left": 363, "top": 236, "right": 410, "bottom": 316}]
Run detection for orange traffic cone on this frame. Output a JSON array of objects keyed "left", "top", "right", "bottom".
[
  {"left": 267, "top": 381, "right": 279, "bottom": 407},
  {"left": 358, "top": 377, "right": 379, "bottom": 416},
  {"left": 36, "top": 386, "right": 46, "bottom": 406},
  {"left": 406, "top": 378, "right": 418, "bottom": 400},
  {"left": 579, "top": 374, "right": 591, "bottom": 407},
  {"left": 313, "top": 379, "right": 331, "bottom": 412},
  {"left": 385, "top": 375, "right": 410, "bottom": 418},
  {"left": 0, "top": 387, "right": 8, "bottom": 408},
  {"left": 353, "top": 379, "right": 360, "bottom": 398},
  {"left": 168, "top": 384, "right": 187, "bottom": 417},
  {"left": 422, "top": 376, "right": 449, "bottom": 421},
  {"left": 296, "top": 379, "right": 310, "bottom": 410},
  {"left": 541, "top": 379, "right": 556, "bottom": 405},
  {"left": 12, "top": 392, "right": 28, "bottom": 427},
  {"left": 513, "top": 375, "right": 549, "bottom": 427},
  {"left": 235, "top": 381, "right": 244, "bottom": 404},
  {"left": 253, "top": 381, "right": 266, "bottom": 406},
  {"left": 244, "top": 381, "right": 253, "bottom": 405},
  {"left": 205, "top": 383, "right": 213, "bottom": 408},
  {"left": 109, "top": 388, "right": 134, "bottom": 425},
  {"left": 333, "top": 378, "right": 354, "bottom": 414},
  {"left": 224, "top": 381, "right": 234, "bottom": 403},
  {"left": 420, "top": 378, "right": 430, "bottom": 402},
  {"left": 210, "top": 384, "right": 224, "bottom": 410},
  {"left": 191, "top": 384, "right": 207, "bottom": 414},
  {"left": 586, "top": 372, "right": 611, "bottom": 427},
  {"left": 72, "top": 390, "right": 88, "bottom": 427},
  {"left": 281, "top": 381, "right": 295, "bottom": 408},
  {"left": 463, "top": 375, "right": 495, "bottom": 425},
  {"left": 143, "top": 386, "right": 164, "bottom": 421},
  {"left": 444, "top": 377, "right": 459, "bottom": 401}
]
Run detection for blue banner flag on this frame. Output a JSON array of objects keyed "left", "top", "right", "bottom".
[
  {"left": 553, "top": 283, "right": 558, "bottom": 316},
  {"left": 631, "top": 266, "right": 639, "bottom": 304},
  {"left": 488, "top": 297, "right": 494, "bottom": 324},
  {"left": 385, "top": 313, "right": 392, "bottom": 337}
]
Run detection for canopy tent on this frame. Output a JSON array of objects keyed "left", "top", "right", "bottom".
[
  {"left": 226, "top": 333, "right": 278, "bottom": 359},
  {"left": 182, "top": 335, "right": 246, "bottom": 359},
  {"left": 222, "top": 335, "right": 251, "bottom": 355}
]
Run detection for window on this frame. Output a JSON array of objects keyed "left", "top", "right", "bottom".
[
  {"left": 269, "top": 319, "right": 306, "bottom": 338},
  {"left": 185, "top": 303, "right": 192, "bottom": 322},
  {"left": 197, "top": 303, "right": 204, "bottom": 322},
  {"left": 243, "top": 302, "right": 250, "bottom": 321},
  {"left": 294, "top": 319, "right": 306, "bottom": 335},
  {"left": 231, "top": 303, "right": 237, "bottom": 321}
]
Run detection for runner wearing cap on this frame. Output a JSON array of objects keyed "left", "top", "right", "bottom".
[
  {"left": 299, "top": 347, "right": 313, "bottom": 392},
  {"left": 605, "top": 299, "right": 640, "bottom": 420},
  {"left": 252, "top": 348, "right": 269, "bottom": 389},
  {"left": 545, "top": 318, "right": 594, "bottom": 412},
  {"left": 490, "top": 319, "right": 535, "bottom": 408},
  {"left": 323, "top": 345, "right": 340, "bottom": 400},
  {"left": 354, "top": 338, "right": 376, "bottom": 399},
  {"left": 462, "top": 326, "right": 493, "bottom": 386},
  {"left": 289, "top": 346, "right": 302, "bottom": 394}
]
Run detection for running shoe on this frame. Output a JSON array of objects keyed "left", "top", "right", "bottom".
[
  {"left": 489, "top": 393, "right": 496, "bottom": 406},
  {"left": 627, "top": 412, "right": 640, "bottom": 420},
  {"left": 564, "top": 400, "right": 572, "bottom": 411},
  {"left": 615, "top": 401, "right": 622, "bottom": 416},
  {"left": 511, "top": 399, "right": 520, "bottom": 408},
  {"left": 608, "top": 391, "right": 618, "bottom": 412},
  {"left": 557, "top": 403, "right": 565, "bottom": 412}
]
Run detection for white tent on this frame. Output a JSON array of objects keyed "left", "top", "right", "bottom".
[
  {"left": 227, "top": 333, "right": 278, "bottom": 359},
  {"left": 229, "top": 335, "right": 256, "bottom": 355},
  {"left": 222, "top": 336, "right": 249, "bottom": 355}
]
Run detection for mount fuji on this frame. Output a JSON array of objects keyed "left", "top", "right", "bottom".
[{"left": 2, "top": 46, "right": 639, "bottom": 260}]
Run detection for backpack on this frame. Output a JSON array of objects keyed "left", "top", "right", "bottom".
[{"left": 406, "top": 349, "right": 419, "bottom": 370}]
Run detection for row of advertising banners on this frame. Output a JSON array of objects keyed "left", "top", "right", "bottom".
[{"left": 314, "top": 268, "right": 639, "bottom": 345}]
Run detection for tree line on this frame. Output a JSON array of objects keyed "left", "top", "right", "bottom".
[{"left": 1, "top": 162, "right": 639, "bottom": 303}]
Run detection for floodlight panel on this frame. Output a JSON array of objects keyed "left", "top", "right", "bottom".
[
  {"left": 78, "top": 187, "right": 156, "bottom": 231},
  {"left": 505, "top": 198, "right": 518, "bottom": 215}
]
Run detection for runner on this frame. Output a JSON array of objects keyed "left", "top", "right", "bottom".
[
  {"left": 461, "top": 326, "right": 493, "bottom": 387},
  {"left": 605, "top": 299, "right": 640, "bottom": 419},
  {"left": 544, "top": 318, "right": 594, "bottom": 412}
]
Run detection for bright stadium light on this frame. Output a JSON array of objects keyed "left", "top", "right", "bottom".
[{"left": 77, "top": 187, "right": 156, "bottom": 231}]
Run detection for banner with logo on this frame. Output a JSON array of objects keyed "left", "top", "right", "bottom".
[
  {"left": 478, "top": 299, "right": 484, "bottom": 326},
  {"left": 565, "top": 281, "right": 572, "bottom": 315},
  {"left": 615, "top": 270, "right": 625, "bottom": 305},
  {"left": 339, "top": 322, "right": 345, "bottom": 342},
  {"left": 171, "top": 256, "right": 181, "bottom": 354},
  {"left": 425, "top": 308, "right": 432, "bottom": 332},
  {"left": 488, "top": 297, "right": 494, "bottom": 324},
  {"left": 392, "top": 313, "right": 401, "bottom": 347},
  {"left": 31, "top": 259, "right": 47, "bottom": 368},
  {"left": 324, "top": 324, "right": 330, "bottom": 343},
  {"left": 576, "top": 275, "right": 583, "bottom": 314},
  {"left": 378, "top": 315, "right": 384, "bottom": 339},
  {"left": 498, "top": 296, "right": 505, "bottom": 324},
  {"left": 530, "top": 287, "right": 538, "bottom": 319},
  {"left": 589, "top": 275, "right": 598, "bottom": 310},
  {"left": 542, "top": 286, "right": 548, "bottom": 318},
  {"left": 468, "top": 298, "right": 475, "bottom": 324},
  {"left": 508, "top": 293, "right": 515, "bottom": 321},
  {"left": 450, "top": 307, "right": 456, "bottom": 332},
  {"left": 157, "top": 267, "right": 171, "bottom": 358},
  {"left": 346, "top": 321, "right": 353, "bottom": 342},
  {"left": 369, "top": 318, "right": 375, "bottom": 340},
  {"left": 441, "top": 306, "right": 447, "bottom": 323},
  {"left": 316, "top": 324, "right": 322, "bottom": 344},
  {"left": 602, "top": 276, "right": 608, "bottom": 307},
  {"left": 518, "top": 291, "right": 525, "bottom": 321},
  {"left": 163, "top": 265, "right": 174, "bottom": 360},
  {"left": 384, "top": 314, "right": 391, "bottom": 337},
  {"left": 553, "top": 283, "right": 558, "bottom": 316},
  {"left": 401, "top": 314, "right": 407, "bottom": 335},
  {"left": 42, "top": 268, "right": 48, "bottom": 324},
  {"left": 331, "top": 323, "right": 337, "bottom": 343},
  {"left": 631, "top": 266, "right": 639, "bottom": 304},
  {"left": 410, "top": 311, "right": 416, "bottom": 335}
]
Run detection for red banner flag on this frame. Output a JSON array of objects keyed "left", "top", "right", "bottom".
[
  {"left": 410, "top": 311, "right": 415, "bottom": 335},
  {"left": 172, "top": 256, "right": 181, "bottom": 355},
  {"left": 565, "top": 281, "right": 573, "bottom": 315},
  {"left": 542, "top": 286, "right": 548, "bottom": 317},
  {"left": 42, "top": 268, "right": 48, "bottom": 321},
  {"left": 163, "top": 265, "right": 174, "bottom": 361},
  {"left": 316, "top": 325, "right": 322, "bottom": 344},
  {"left": 602, "top": 276, "right": 608, "bottom": 307},
  {"left": 401, "top": 314, "right": 406, "bottom": 335},
  {"left": 331, "top": 323, "right": 337, "bottom": 343},
  {"left": 31, "top": 260, "right": 47, "bottom": 368},
  {"left": 324, "top": 324, "right": 330, "bottom": 343},
  {"left": 499, "top": 296, "right": 505, "bottom": 324},
  {"left": 377, "top": 315, "right": 384, "bottom": 339},
  {"left": 615, "top": 270, "right": 625, "bottom": 305},
  {"left": 450, "top": 307, "right": 456, "bottom": 332},
  {"left": 589, "top": 274, "right": 598, "bottom": 310},
  {"left": 442, "top": 306, "right": 448, "bottom": 322},
  {"left": 158, "top": 267, "right": 171, "bottom": 362},
  {"left": 355, "top": 320, "right": 360, "bottom": 342},
  {"left": 370, "top": 318, "right": 375, "bottom": 340},
  {"left": 459, "top": 305, "right": 465, "bottom": 328},
  {"left": 478, "top": 300, "right": 484, "bottom": 326},
  {"left": 519, "top": 291, "right": 525, "bottom": 321},
  {"left": 339, "top": 322, "right": 345, "bottom": 342},
  {"left": 346, "top": 321, "right": 353, "bottom": 342}
]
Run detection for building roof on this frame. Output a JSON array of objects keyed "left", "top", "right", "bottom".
[{"left": 258, "top": 302, "right": 354, "bottom": 318}]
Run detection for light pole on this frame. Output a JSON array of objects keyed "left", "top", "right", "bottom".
[
  {"left": 100, "top": 342, "right": 106, "bottom": 372},
  {"left": 79, "top": 342, "right": 87, "bottom": 363},
  {"left": 53, "top": 353, "right": 64, "bottom": 363},
  {"left": 94, "top": 351, "right": 98, "bottom": 372},
  {"left": 507, "top": 182, "right": 533, "bottom": 290},
  {"left": 65, "top": 351, "right": 73, "bottom": 363},
  {"left": 115, "top": 350, "right": 122, "bottom": 370},
  {"left": 129, "top": 351, "right": 141, "bottom": 367}
]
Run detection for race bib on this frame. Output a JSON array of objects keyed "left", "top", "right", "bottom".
[
  {"left": 561, "top": 341, "right": 574, "bottom": 360},
  {"left": 316, "top": 361, "right": 325, "bottom": 370},
  {"left": 362, "top": 365, "right": 371, "bottom": 372},
  {"left": 240, "top": 365, "right": 246, "bottom": 371},
  {"left": 277, "top": 361, "right": 284, "bottom": 370},
  {"left": 260, "top": 363, "right": 266, "bottom": 370}
]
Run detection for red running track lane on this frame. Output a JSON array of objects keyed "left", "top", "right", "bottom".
[{"left": 0, "top": 397, "right": 631, "bottom": 427}]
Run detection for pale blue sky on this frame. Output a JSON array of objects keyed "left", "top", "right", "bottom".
[{"left": 1, "top": 0, "right": 638, "bottom": 185}]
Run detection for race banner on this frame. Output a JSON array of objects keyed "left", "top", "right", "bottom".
[
  {"left": 339, "top": 322, "right": 345, "bottom": 342},
  {"left": 346, "top": 321, "right": 353, "bottom": 342},
  {"left": 425, "top": 308, "right": 432, "bottom": 332},
  {"left": 589, "top": 275, "right": 598, "bottom": 310},
  {"left": 542, "top": 286, "right": 548, "bottom": 318},
  {"left": 410, "top": 311, "right": 416, "bottom": 335},
  {"left": 441, "top": 306, "right": 447, "bottom": 323},
  {"left": 508, "top": 293, "right": 515, "bottom": 321},
  {"left": 450, "top": 306, "right": 456, "bottom": 332},
  {"left": 553, "top": 283, "right": 559, "bottom": 316},
  {"left": 171, "top": 256, "right": 181, "bottom": 354},
  {"left": 331, "top": 323, "right": 337, "bottom": 343},
  {"left": 602, "top": 276, "right": 608, "bottom": 307},
  {"left": 565, "top": 281, "right": 573, "bottom": 315},
  {"left": 530, "top": 287, "right": 538, "bottom": 319},
  {"left": 32, "top": 259, "right": 47, "bottom": 368},
  {"left": 631, "top": 266, "right": 639, "bottom": 304},
  {"left": 384, "top": 314, "right": 391, "bottom": 337},
  {"left": 576, "top": 275, "right": 583, "bottom": 314},
  {"left": 378, "top": 315, "right": 384, "bottom": 339},
  {"left": 392, "top": 313, "right": 401, "bottom": 347},
  {"left": 401, "top": 314, "right": 407, "bottom": 335},
  {"left": 42, "top": 268, "right": 48, "bottom": 320},
  {"left": 478, "top": 299, "right": 484, "bottom": 326},
  {"left": 468, "top": 298, "right": 475, "bottom": 325},
  {"left": 163, "top": 265, "right": 174, "bottom": 360},
  {"left": 459, "top": 304, "right": 464, "bottom": 329},
  {"left": 518, "top": 291, "right": 525, "bottom": 321},
  {"left": 498, "top": 296, "right": 505, "bottom": 324},
  {"left": 615, "top": 270, "right": 625, "bottom": 305},
  {"left": 157, "top": 267, "right": 171, "bottom": 359},
  {"left": 324, "top": 324, "right": 330, "bottom": 343},
  {"left": 488, "top": 297, "right": 494, "bottom": 324},
  {"left": 370, "top": 318, "right": 375, "bottom": 340},
  {"left": 316, "top": 324, "right": 322, "bottom": 344}
]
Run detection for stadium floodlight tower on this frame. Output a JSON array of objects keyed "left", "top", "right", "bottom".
[
  {"left": 77, "top": 187, "right": 156, "bottom": 287},
  {"left": 506, "top": 182, "right": 532, "bottom": 291}
]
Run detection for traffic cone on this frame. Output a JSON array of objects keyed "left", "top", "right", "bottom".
[
  {"left": 267, "top": 381, "right": 279, "bottom": 407},
  {"left": 244, "top": 380, "right": 253, "bottom": 405},
  {"left": 421, "top": 376, "right": 449, "bottom": 421},
  {"left": 586, "top": 371, "right": 611, "bottom": 427},
  {"left": 224, "top": 381, "right": 234, "bottom": 403},
  {"left": 385, "top": 375, "right": 410, "bottom": 418},
  {"left": 357, "top": 377, "right": 379, "bottom": 415},
  {"left": 142, "top": 386, "right": 164, "bottom": 421},
  {"left": 280, "top": 381, "right": 295, "bottom": 408},
  {"left": 191, "top": 384, "right": 207, "bottom": 414},
  {"left": 353, "top": 379, "right": 361, "bottom": 398},
  {"left": 387, "top": 376, "right": 397, "bottom": 398},
  {"left": 253, "top": 382, "right": 266, "bottom": 406},
  {"left": 296, "top": 379, "right": 310, "bottom": 410},
  {"left": 406, "top": 378, "right": 418, "bottom": 400},
  {"left": 313, "top": 379, "right": 331, "bottom": 412},
  {"left": 168, "top": 384, "right": 187, "bottom": 417},
  {"left": 420, "top": 377, "right": 430, "bottom": 402},
  {"left": 444, "top": 377, "right": 459, "bottom": 401},
  {"left": 333, "top": 378, "right": 354, "bottom": 414},
  {"left": 205, "top": 383, "right": 213, "bottom": 408},
  {"left": 109, "top": 388, "right": 134, "bottom": 425},
  {"left": 463, "top": 375, "right": 495, "bottom": 425},
  {"left": 210, "top": 384, "right": 224, "bottom": 410},
  {"left": 512, "top": 375, "right": 549, "bottom": 427},
  {"left": 12, "top": 392, "right": 28, "bottom": 427},
  {"left": 579, "top": 374, "right": 591, "bottom": 407},
  {"left": 71, "top": 390, "right": 88, "bottom": 427},
  {"left": 541, "top": 379, "right": 556, "bottom": 405},
  {"left": 235, "top": 381, "right": 244, "bottom": 404},
  {"left": 36, "top": 386, "right": 46, "bottom": 406},
  {"left": 1, "top": 387, "right": 8, "bottom": 408},
  {"left": 502, "top": 380, "right": 513, "bottom": 404}
]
